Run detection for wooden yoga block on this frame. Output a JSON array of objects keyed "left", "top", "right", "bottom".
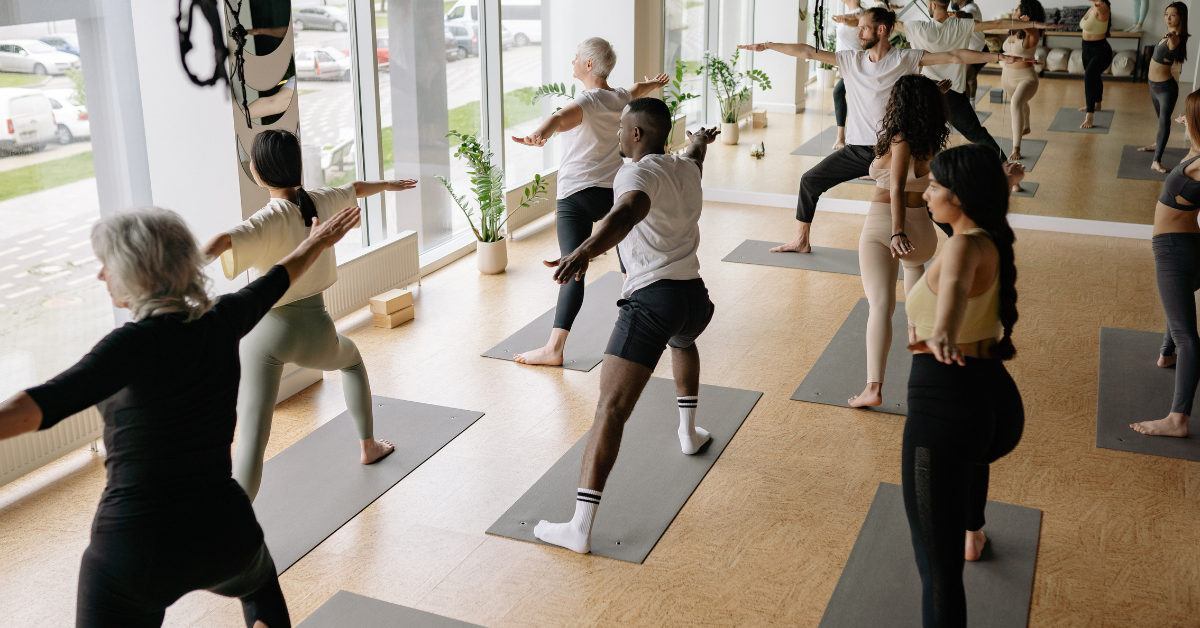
[
  {"left": 373, "top": 305, "right": 414, "bottom": 329},
  {"left": 370, "top": 288, "right": 413, "bottom": 315},
  {"left": 752, "top": 109, "right": 767, "bottom": 128}
]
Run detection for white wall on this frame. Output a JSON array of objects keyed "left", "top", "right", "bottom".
[
  {"left": 548, "top": 1, "right": 639, "bottom": 89},
  {"left": 755, "top": 0, "right": 810, "bottom": 112}
]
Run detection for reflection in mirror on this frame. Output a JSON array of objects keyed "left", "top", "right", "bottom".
[
  {"left": 226, "top": 0, "right": 293, "bottom": 57},
  {"left": 230, "top": 62, "right": 296, "bottom": 126},
  {"left": 237, "top": 134, "right": 254, "bottom": 181}
]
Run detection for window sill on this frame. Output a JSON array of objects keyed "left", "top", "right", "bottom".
[{"left": 418, "top": 230, "right": 479, "bottom": 277}]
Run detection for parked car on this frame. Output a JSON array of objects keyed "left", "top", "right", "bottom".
[
  {"left": 295, "top": 46, "right": 353, "bottom": 81},
  {"left": 444, "top": 23, "right": 512, "bottom": 57},
  {"left": 292, "top": 6, "right": 349, "bottom": 32},
  {"left": 37, "top": 34, "right": 80, "bottom": 56},
  {"left": 445, "top": 29, "right": 466, "bottom": 61},
  {"left": 43, "top": 88, "right": 89, "bottom": 144},
  {"left": 0, "top": 88, "right": 56, "bottom": 153},
  {"left": 446, "top": 0, "right": 542, "bottom": 46},
  {"left": 340, "top": 32, "right": 388, "bottom": 68},
  {"left": 0, "top": 40, "right": 80, "bottom": 76}
]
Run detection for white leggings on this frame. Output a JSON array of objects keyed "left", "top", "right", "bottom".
[
  {"left": 859, "top": 201, "right": 938, "bottom": 383},
  {"left": 1002, "top": 66, "right": 1039, "bottom": 151}
]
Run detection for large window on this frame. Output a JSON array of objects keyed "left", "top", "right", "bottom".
[
  {"left": 666, "top": 0, "right": 707, "bottom": 128},
  {"left": 501, "top": 0, "right": 551, "bottom": 190}
]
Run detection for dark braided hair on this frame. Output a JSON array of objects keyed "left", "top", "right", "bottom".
[
  {"left": 1097, "top": 0, "right": 1112, "bottom": 37},
  {"left": 874, "top": 75, "right": 950, "bottom": 161},
  {"left": 251, "top": 129, "right": 318, "bottom": 227},
  {"left": 929, "top": 144, "right": 1019, "bottom": 360},
  {"left": 1168, "top": 2, "right": 1189, "bottom": 64}
]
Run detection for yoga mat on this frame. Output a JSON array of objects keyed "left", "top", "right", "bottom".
[
  {"left": 481, "top": 271, "right": 623, "bottom": 372},
  {"left": 486, "top": 377, "right": 762, "bottom": 563},
  {"left": 995, "top": 138, "right": 1047, "bottom": 172},
  {"left": 255, "top": 397, "right": 485, "bottom": 574},
  {"left": 845, "top": 176, "right": 876, "bottom": 186},
  {"left": 1010, "top": 181, "right": 1039, "bottom": 198},
  {"left": 298, "top": 591, "right": 485, "bottom": 628},
  {"left": 951, "top": 110, "right": 992, "bottom": 135},
  {"left": 1117, "top": 145, "right": 1191, "bottom": 181},
  {"left": 1048, "top": 107, "right": 1113, "bottom": 134},
  {"left": 818, "top": 482, "right": 1042, "bottom": 628},
  {"left": 792, "top": 298, "right": 911, "bottom": 416},
  {"left": 973, "top": 83, "right": 990, "bottom": 105},
  {"left": 1096, "top": 327, "right": 1200, "bottom": 461},
  {"left": 791, "top": 126, "right": 842, "bottom": 156},
  {"left": 722, "top": 240, "right": 863, "bottom": 276}
]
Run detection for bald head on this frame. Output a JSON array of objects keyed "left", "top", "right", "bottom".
[{"left": 619, "top": 97, "right": 672, "bottom": 157}]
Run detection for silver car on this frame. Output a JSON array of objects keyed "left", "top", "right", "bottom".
[{"left": 0, "top": 40, "right": 80, "bottom": 76}]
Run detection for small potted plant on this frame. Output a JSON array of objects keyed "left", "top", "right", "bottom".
[
  {"left": 664, "top": 57, "right": 699, "bottom": 151},
  {"left": 699, "top": 50, "right": 771, "bottom": 145},
  {"left": 438, "top": 131, "right": 547, "bottom": 274},
  {"left": 817, "top": 28, "right": 837, "bottom": 87}
]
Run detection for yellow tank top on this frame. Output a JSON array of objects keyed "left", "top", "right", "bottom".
[
  {"left": 1079, "top": 9, "right": 1108, "bottom": 35},
  {"left": 906, "top": 229, "right": 1004, "bottom": 343}
]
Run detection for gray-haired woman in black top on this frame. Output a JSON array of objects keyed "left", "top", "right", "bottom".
[
  {"left": 1134, "top": 88, "right": 1200, "bottom": 439},
  {"left": 0, "top": 204, "right": 361, "bottom": 627},
  {"left": 1137, "top": 2, "right": 1189, "bottom": 173}
]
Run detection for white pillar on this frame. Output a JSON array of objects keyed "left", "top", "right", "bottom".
[{"left": 753, "top": 0, "right": 809, "bottom": 113}]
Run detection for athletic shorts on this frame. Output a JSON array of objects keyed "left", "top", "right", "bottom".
[{"left": 604, "top": 278, "right": 714, "bottom": 369}]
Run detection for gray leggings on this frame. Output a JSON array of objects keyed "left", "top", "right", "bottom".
[
  {"left": 1155, "top": 233, "right": 1200, "bottom": 415},
  {"left": 1150, "top": 78, "right": 1179, "bottom": 164},
  {"left": 232, "top": 293, "right": 373, "bottom": 500}
]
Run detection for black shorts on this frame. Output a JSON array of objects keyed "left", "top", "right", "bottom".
[{"left": 605, "top": 278, "right": 714, "bottom": 369}]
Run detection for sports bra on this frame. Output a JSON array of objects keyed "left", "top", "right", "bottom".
[
  {"left": 869, "top": 160, "right": 931, "bottom": 193},
  {"left": 1079, "top": 9, "right": 1108, "bottom": 35},
  {"left": 906, "top": 228, "right": 1003, "bottom": 344},
  {"left": 1159, "top": 155, "right": 1200, "bottom": 210},
  {"left": 1002, "top": 33, "right": 1037, "bottom": 58},
  {"left": 1153, "top": 36, "right": 1184, "bottom": 64}
]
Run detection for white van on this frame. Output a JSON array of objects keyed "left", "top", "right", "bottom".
[
  {"left": 445, "top": 0, "right": 542, "bottom": 46},
  {"left": 0, "top": 88, "right": 56, "bottom": 153}
]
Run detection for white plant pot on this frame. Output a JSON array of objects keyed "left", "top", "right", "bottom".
[
  {"left": 721, "top": 121, "right": 739, "bottom": 145},
  {"left": 476, "top": 238, "right": 507, "bottom": 274},
  {"left": 818, "top": 67, "right": 835, "bottom": 88}
]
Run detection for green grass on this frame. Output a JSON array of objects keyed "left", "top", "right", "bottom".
[
  {"left": 0, "top": 73, "right": 44, "bottom": 88},
  {"left": 375, "top": 14, "right": 387, "bottom": 27},
  {"left": 0, "top": 151, "right": 94, "bottom": 203}
]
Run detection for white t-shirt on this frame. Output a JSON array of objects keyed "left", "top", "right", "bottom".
[
  {"left": 556, "top": 87, "right": 632, "bottom": 199},
  {"left": 903, "top": 17, "right": 975, "bottom": 93},
  {"left": 958, "top": 2, "right": 987, "bottom": 50},
  {"left": 613, "top": 154, "right": 704, "bottom": 298},
  {"left": 836, "top": 8, "right": 864, "bottom": 53},
  {"left": 221, "top": 183, "right": 356, "bottom": 306},
  {"left": 835, "top": 48, "right": 925, "bottom": 146}
]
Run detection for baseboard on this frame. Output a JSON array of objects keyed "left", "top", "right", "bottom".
[{"left": 754, "top": 101, "right": 806, "bottom": 114}]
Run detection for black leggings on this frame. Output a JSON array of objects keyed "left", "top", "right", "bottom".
[
  {"left": 903, "top": 354, "right": 1024, "bottom": 628},
  {"left": 77, "top": 496, "right": 290, "bottom": 627},
  {"left": 797, "top": 144, "right": 874, "bottom": 222},
  {"left": 1155, "top": 232, "right": 1200, "bottom": 415},
  {"left": 1150, "top": 78, "right": 1180, "bottom": 164},
  {"left": 554, "top": 186, "right": 620, "bottom": 330},
  {"left": 1082, "top": 38, "right": 1112, "bottom": 113},
  {"left": 833, "top": 78, "right": 848, "bottom": 128}
]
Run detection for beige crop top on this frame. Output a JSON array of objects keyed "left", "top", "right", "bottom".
[
  {"left": 1002, "top": 33, "right": 1037, "bottom": 59},
  {"left": 1079, "top": 9, "right": 1108, "bottom": 35},
  {"left": 906, "top": 228, "right": 1004, "bottom": 344},
  {"left": 869, "top": 160, "right": 931, "bottom": 193}
]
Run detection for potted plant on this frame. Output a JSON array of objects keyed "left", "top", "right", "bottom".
[
  {"left": 437, "top": 131, "right": 547, "bottom": 274},
  {"left": 664, "top": 57, "right": 699, "bottom": 151},
  {"left": 699, "top": 50, "right": 771, "bottom": 145},
  {"left": 817, "top": 27, "right": 837, "bottom": 87}
]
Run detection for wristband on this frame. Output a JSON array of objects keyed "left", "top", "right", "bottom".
[{"left": 891, "top": 233, "right": 907, "bottom": 240}]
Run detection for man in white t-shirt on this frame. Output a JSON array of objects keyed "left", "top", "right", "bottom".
[
  {"left": 532, "top": 98, "right": 719, "bottom": 554},
  {"left": 739, "top": 8, "right": 1029, "bottom": 253},
  {"left": 952, "top": 1, "right": 988, "bottom": 105},
  {"left": 831, "top": 0, "right": 866, "bottom": 151}
]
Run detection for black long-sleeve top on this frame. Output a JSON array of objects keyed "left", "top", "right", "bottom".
[{"left": 25, "top": 266, "right": 290, "bottom": 532}]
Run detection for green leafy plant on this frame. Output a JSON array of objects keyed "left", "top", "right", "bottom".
[
  {"left": 889, "top": 32, "right": 911, "bottom": 49},
  {"left": 437, "top": 131, "right": 547, "bottom": 243},
  {"left": 526, "top": 82, "right": 576, "bottom": 104},
  {"left": 63, "top": 68, "right": 86, "bottom": 108},
  {"left": 819, "top": 26, "right": 837, "bottom": 70},
  {"left": 699, "top": 50, "right": 771, "bottom": 124},
  {"left": 664, "top": 57, "right": 698, "bottom": 149}
]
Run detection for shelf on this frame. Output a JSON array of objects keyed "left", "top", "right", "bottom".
[{"left": 982, "top": 29, "right": 1142, "bottom": 39}]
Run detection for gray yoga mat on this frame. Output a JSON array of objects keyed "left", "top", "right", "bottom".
[
  {"left": 1048, "top": 107, "right": 1113, "bottom": 133},
  {"left": 973, "top": 83, "right": 990, "bottom": 105},
  {"left": 1117, "top": 145, "right": 1191, "bottom": 181},
  {"left": 254, "top": 397, "right": 485, "bottom": 574},
  {"left": 792, "top": 126, "right": 842, "bottom": 156},
  {"left": 818, "top": 482, "right": 1042, "bottom": 628},
  {"left": 1096, "top": 327, "right": 1200, "bottom": 461},
  {"left": 1010, "top": 181, "right": 1039, "bottom": 198},
  {"left": 298, "top": 591, "right": 484, "bottom": 628},
  {"left": 792, "top": 298, "right": 912, "bottom": 416},
  {"left": 486, "top": 377, "right": 762, "bottom": 563},
  {"left": 723, "top": 240, "right": 863, "bottom": 276},
  {"left": 481, "top": 271, "right": 622, "bottom": 372},
  {"left": 995, "top": 137, "right": 1046, "bottom": 172},
  {"left": 951, "top": 110, "right": 992, "bottom": 135}
]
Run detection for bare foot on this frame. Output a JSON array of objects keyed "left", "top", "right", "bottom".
[
  {"left": 1131, "top": 413, "right": 1189, "bottom": 437},
  {"left": 770, "top": 238, "right": 811, "bottom": 253},
  {"left": 1080, "top": 113, "right": 1095, "bottom": 130},
  {"left": 1138, "top": 144, "right": 1157, "bottom": 152},
  {"left": 848, "top": 382, "right": 883, "bottom": 408},
  {"left": 1022, "top": 127, "right": 1031, "bottom": 137},
  {"left": 965, "top": 529, "right": 987, "bottom": 562},
  {"left": 361, "top": 438, "right": 395, "bottom": 464},
  {"left": 1011, "top": 183, "right": 1023, "bottom": 194},
  {"left": 1152, "top": 162, "right": 1169, "bottom": 173},
  {"left": 832, "top": 139, "right": 846, "bottom": 151},
  {"left": 513, "top": 344, "right": 565, "bottom": 366},
  {"left": 1008, "top": 148, "right": 1022, "bottom": 161},
  {"left": 1159, "top": 353, "right": 1177, "bottom": 368},
  {"left": 1079, "top": 104, "right": 1101, "bottom": 112}
]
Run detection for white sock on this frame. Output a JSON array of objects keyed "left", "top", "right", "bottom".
[
  {"left": 677, "top": 396, "right": 710, "bottom": 455},
  {"left": 533, "top": 488, "right": 601, "bottom": 554}
]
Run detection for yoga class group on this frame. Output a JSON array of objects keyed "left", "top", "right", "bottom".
[{"left": 1, "top": 0, "right": 1196, "bottom": 626}]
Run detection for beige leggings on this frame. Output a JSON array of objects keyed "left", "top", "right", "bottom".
[
  {"left": 859, "top": 201, "right": 938, "bottom": 383},
  {"left": 1002, "top": 66, "right": 1039, "bottom": 151}
]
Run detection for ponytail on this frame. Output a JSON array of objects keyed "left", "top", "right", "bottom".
[
  {"left": 250, "top": 129, "right": 318, "bottom": 226},
  {"left": 929, "top": 144, "right": 1019, "bottom": 360}
]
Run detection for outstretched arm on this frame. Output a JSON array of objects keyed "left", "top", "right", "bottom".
[
  {"left": 353, "top": 179, "right": 418, "bottom": 197},
  {"left": 0, "top": 393, "right": 41, "bottom": 441},
  {"left": 512, "top": 101, "right": 585, "bottom": 147},
  {"left": 680, "top": 126, "right": 721, "bottom": 174},
  {"left": 738, "top": 42, "right": 838, "bottom": 67},
  {"left": 920, "top": 49, "right": 1029, "bottom": 66},
  {"left": 629, "top": 74, "right": 670, "bottom": 99},
  {"left": 973, "top": 17, "right": 1061, "bottom": 31},
  {"left": 548, "top": 190, "right": 652, "bottom": 283}
]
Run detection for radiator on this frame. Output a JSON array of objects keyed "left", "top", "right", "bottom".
[
  {"left": 0, "top": 406, "right": 103, "bottom": 487},
  {"left": 505, "top": 169, "right": 557, "bottom": 234},
  {"left": 323, "top": 229, "right": 420, "bottom": 319}
]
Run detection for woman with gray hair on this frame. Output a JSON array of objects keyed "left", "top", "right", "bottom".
[
  {"left": 508, "top": 37, "right": 670, "bottom": 366},
  {"left": 0, "top": 203, "right": 361, "bottom": 626}
]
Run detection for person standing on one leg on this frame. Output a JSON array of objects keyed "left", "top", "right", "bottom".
[
  {"left": 1137, "top": 3, "right": 1189, "bottom": 173},
  {"left": 1078, "top": 0, "right": 1112, "bottom": 129},
  {"left": 739, "top": 7, "right": 1031, "bottom": 254},
  {"left": 533, "top": 99, "right": 718, "bottom": 554},
  {"left": 509, "top": 37, "right": 670, "bottom": 366}
]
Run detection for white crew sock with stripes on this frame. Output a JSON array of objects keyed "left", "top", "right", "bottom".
[
  {"left": 677, "top": 395, "right": 710, "bottom": 455},
  {"left": 534, "top": 488, "right": 601, "bottom": 554}
]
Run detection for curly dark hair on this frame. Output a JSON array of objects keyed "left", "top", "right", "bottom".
[
  {"left": 1011, "top": 0, "right": 1047, "bottom": 38},
  {"left": 874, "top": 74, "right": 950, "bottom": 162}
]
